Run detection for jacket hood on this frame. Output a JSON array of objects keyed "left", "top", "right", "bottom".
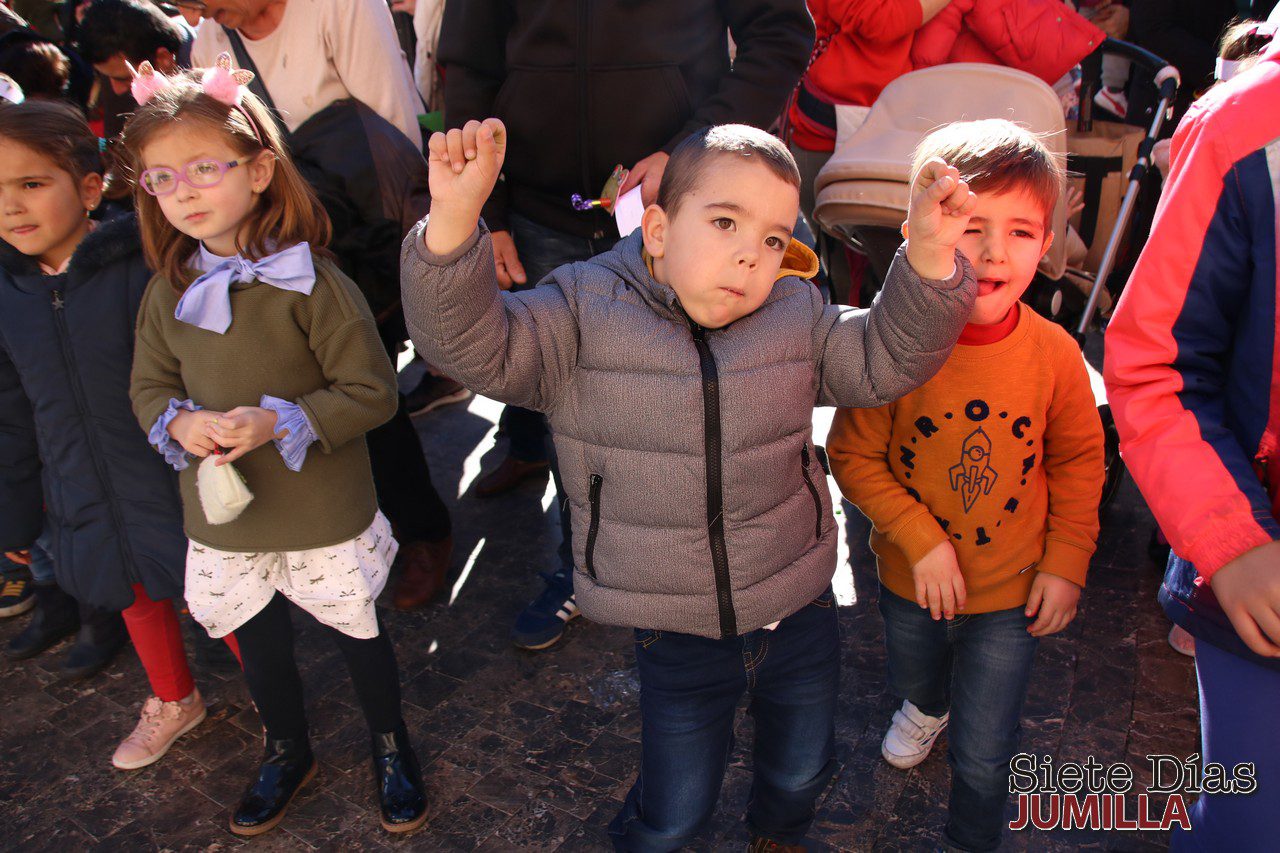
[
  {"left": 0, "top": 213, "right": 142, "bottom": 286},
  {"left": 588, "top": 229, "right": 820, "bottom": 325}
]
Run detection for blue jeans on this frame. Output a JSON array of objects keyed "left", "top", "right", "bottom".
[
  {"left": 878, "top": 586, "right": 1039, "bottom": 852},
  {"left": 28, "top": 527, "right": 54, "bottom": 583},
  {"left": 1170, "top": 637, "right": 1280, "bottom": 851},
  {"left": 609, "top": 590, "right": 840, "bottom": 851}
]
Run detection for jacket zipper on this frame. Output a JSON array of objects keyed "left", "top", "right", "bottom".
[
  {"left": 800, "top": 444, "right": 823, "bottom": 541},
  {"left": 690, "top": 322, "right": 737, "bottom": 638},
  {"left": 585, "top": 474, "right": 603, "bottom": 579},
  {"left": 50, "top": 289, "right": 138, "bottom": 577}
]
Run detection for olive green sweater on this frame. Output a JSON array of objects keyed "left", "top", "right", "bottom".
[{"left": 130, "top": 256, "right": 398, "bottom": 552}]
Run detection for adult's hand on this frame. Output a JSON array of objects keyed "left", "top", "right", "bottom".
[
  {"left": 619, "top": 151, "right": 669, "bottom": 207},
  {"left": 1092, "top": 1, "right": 1130, "bottom": 40},
  {"left": 1210, "top": 539, "right": 1280, "bottom": 657},
  {"left": 491, "top": 230, "right": 527, "bottom": 290}
]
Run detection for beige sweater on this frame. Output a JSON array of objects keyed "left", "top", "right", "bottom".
[
  {"left": 131, "top": 255, "right": 397, "bottom": 552},
  {"left": 193, "top": 0, "right": 423, "bottom": 149}
]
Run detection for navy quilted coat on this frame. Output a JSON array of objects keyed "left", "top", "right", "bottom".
[{"left": 0, "top": 215, "right": 186, "bottom": 609}]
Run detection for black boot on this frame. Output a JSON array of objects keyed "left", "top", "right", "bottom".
[
  {"left": 61, "top": 605, "right": 128, "bottom": 680},
  {"left": 230, "top": 735, "right": 316, "bottom": 836},
  {"left": 371, "top": 722, "right": 427, "bottom": 833},
  {"left": 5, "top": 581, "right": 78, "bottom": 660}
]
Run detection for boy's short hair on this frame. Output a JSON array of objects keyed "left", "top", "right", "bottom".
[
  {"left": 75, "top": 0, "right": 184, "bottom": 66},
  {"left": 910, "top": 119, "right": 1063, "bottom": 228},
  {"left": 0, "top": 33, "right": 69, "bottom": 100},
  {"left": 658, "top": 124, "right": 801, "bottom": 219},
  {"left": 0, "top": 98, "right": 102, "bottom": 181}
]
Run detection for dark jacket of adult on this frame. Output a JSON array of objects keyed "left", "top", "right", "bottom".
[
  {"left": 1127, "top": 0, "right": 1275, "bottom": 127},
  {"left": 439, "top": 0, "right": 815, "bottom": 239},
  {"left": 0, "top": 215, "right": 186, "bottom": 609}
]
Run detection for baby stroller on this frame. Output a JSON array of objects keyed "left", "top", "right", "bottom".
[{"left": 811, "top": 40, "right": 1179, "bottom": 508}]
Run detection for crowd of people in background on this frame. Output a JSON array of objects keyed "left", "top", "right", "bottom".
[{"left": 1, "top": 0, "right": 1279, "bottom": 849}]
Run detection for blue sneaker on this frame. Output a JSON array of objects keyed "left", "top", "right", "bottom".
[{"left": 512, "top": 570, "right": 578, "bottom": 650}]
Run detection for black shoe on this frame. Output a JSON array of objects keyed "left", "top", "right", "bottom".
[
  {"left": 230, "top": 736, "right": 317, "bottom": 837},
  {"left": 372, "top": 722, "right": 427, "bottom": 833},
  {"left": 60, "top": 606, "right": 127, "bottom": 680},
  {"left": 0, "top": 572, "right": 34, "bottom": 617},
  {"left": 5, "top": 581, "right": 79, "bottom": 660}
]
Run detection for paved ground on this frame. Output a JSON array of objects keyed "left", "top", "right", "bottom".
[{"left": 0, "top": 365, "right": 1199, "bottom": 851}]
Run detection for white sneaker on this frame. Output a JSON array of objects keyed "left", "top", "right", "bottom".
[
  {"left": 1093, "top": 87, "right": 1128, "bottom": 119},
  {"left": 881, "top": 700, "right": 949, "bottom": 769}
]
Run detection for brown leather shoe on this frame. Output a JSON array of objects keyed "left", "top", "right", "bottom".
[
  {"left": 392, "top": 537, "right": 453, "bottom": 611},
  {"left": 474, "top": 454, "right": 550, "bottom": 498}
]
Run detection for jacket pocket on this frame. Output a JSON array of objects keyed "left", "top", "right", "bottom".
[
  {"left": 800, "top": 444, "right": 823, "bottom": 542},
  {"left": 585, "top": 474, "right": 603, "bottom": 579},
  {"left": 635, "top": 628, "right": 662, "bottom": 649}
]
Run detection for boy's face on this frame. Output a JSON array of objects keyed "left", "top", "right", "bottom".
[
  {"left": 957, "top": 186, "right": 1054, "bottom": 325},
  {"left": 642, "top": 156, "right": 799, "bottom": 329},
  {"left": 0, "top": 138, "right": 102, "bottom": 270}
]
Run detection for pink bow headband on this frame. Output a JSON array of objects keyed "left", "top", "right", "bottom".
[{"left": 128, "top": 52, "right": 266, "bottom": 144}]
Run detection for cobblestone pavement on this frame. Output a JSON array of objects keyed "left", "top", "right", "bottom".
[{"left": 1, "top": 377, "right": 1198, "bottom": 851}]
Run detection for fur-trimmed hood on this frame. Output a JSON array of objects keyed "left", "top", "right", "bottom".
[{"left": 0, "top": 213, "right": 142, "bottom": 286}]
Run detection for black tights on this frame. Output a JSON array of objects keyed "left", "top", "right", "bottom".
[{"left": 235, "top": 593, "right": 403, "bottom": 740}]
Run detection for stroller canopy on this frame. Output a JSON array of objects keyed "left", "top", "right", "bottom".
[{"left": 814, "top": 63, "right": 1069, "bottom": 280}]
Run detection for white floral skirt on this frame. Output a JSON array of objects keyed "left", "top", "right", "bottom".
[{"left": 185, "top": 511, "right": 397, "bottom": 640}]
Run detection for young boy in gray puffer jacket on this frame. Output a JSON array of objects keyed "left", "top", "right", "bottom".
[{"left": 402, "top": 119, "right": 979, "bottom": 850}]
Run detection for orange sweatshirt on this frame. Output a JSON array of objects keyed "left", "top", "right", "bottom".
[{"left": 827, "top": 307, "right": 1105, "bottom": 613}]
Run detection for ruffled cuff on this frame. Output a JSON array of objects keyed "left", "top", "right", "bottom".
[
  {"left": 260, "top": 395, "right": 317, "bottom": 472},
  {"left": 149, "top": 398, "right": 202, "bottom": 471}
]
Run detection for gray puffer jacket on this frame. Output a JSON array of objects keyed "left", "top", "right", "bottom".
[{"left": 402, "top": 222, "right": 975, "bottom": 639}]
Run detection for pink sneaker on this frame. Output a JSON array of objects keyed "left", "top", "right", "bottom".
[{"left": 112, "top": 689, "right": 207, "bottom": 770}]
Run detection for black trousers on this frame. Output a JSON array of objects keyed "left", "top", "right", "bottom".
[
  {"left": 368, "top": 314, "right": 451, "bottom": 544},
  {"left": 236, "top": 593, "right": 402, "bottom": 740}
]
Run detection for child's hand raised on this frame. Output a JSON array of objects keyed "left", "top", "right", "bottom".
[
  {"left": 911, "top": 541, "right": 967, "bottom": 620},
  {"left": 424, "top": 118, "right": 507, "bottom": 256},
  {"left": 904, "top": 158, "right": 978, "bottom": 281},
  {"left": 1025, "top": 572, "right": 1081, "bottom": 637}
]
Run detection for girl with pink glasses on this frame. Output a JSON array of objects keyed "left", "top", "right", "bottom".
[{"left": 123, "top": 56, "right": 427, "bottom": 837}]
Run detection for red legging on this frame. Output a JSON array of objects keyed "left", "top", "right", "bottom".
[{"left": 121, "top": 584, "right": 241, "bottom": 702}]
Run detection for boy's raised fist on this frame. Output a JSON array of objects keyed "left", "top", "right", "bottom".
[
  {"left": 904, "top": 157, "right": 978, "bottom": 281},
  {"left": 425, "top": 118, "right": 507, "bottom": 256}
]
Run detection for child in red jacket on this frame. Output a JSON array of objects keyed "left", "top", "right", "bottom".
[{"left": 1104, "top": 31, "right": 1280, "bottom": 851}]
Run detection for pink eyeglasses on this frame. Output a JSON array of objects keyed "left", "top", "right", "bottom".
[{"left": 139, "top": 155, "right": 254, "bottom": 196}]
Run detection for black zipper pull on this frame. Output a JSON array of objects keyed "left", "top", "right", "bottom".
[{"left": 51, "top": 289, "right": 64, "bottom": 310}]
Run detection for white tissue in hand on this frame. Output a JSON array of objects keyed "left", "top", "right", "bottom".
[{"left": 197, "top": 454, "right": 253, "bottom": 524}]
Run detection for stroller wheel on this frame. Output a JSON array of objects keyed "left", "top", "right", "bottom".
[{"left": 1099, "top": 404, "right": 1125, "bottom": 509}]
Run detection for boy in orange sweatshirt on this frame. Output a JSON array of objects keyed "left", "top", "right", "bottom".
[{"left": 827, "top": 119, "right": 1105, "bottom": 852}]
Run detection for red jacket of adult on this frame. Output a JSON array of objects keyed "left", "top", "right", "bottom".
[
  {"left": 911, "top": 0, "right": 1105, "bottom": 85},
  {"left": 789, "top": 0, "right": 924, "bottom": 152}
]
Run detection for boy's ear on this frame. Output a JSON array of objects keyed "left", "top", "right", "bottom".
[
  {"left": 79, "top": 172, "right": 104, "bottom": 212},
  {"left": 900, "top": 220, "right": 909, "bottom": 241},
  {"left": 1040, "top": 230, "right": 1055, "bottom": 258},
  {"left": 249, "top": 150, "right": 277, "bottom": 194},
  {"left": 641, "top": 204, "right": 668, "bottom": 258}
]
